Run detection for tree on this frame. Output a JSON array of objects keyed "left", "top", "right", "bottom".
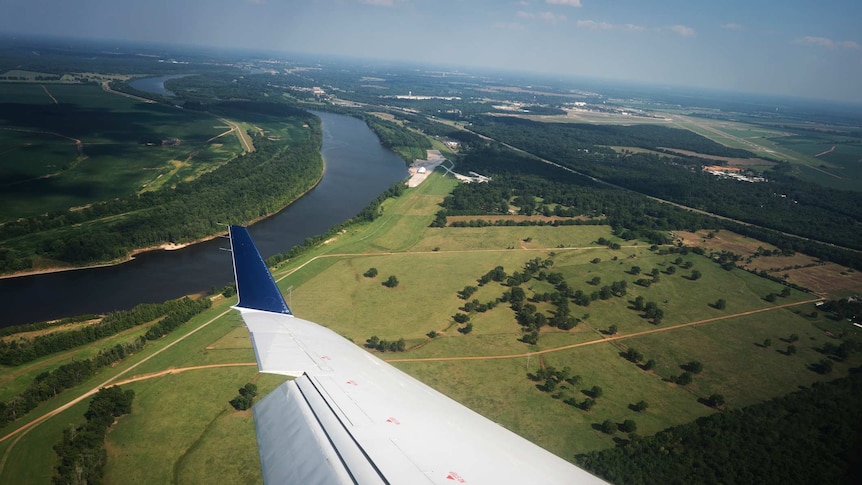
[
  {"left": 787, "top": 344, "right": 797, "bottom": 355},
  {"left": 780, "top": 287, "right": 792, "bottom": 297},
  {"left": 382, "top": 275, "right": 399, "bottom": 288},
  {"left": 763, "top": 338, "right": 772, "bottom": 348},
  {"left": 624, "top": 348, "right": 643, "bottom": 363},
  {"left": 788, "top": 333, "right": 799, "bottom": 343},
  {"left": 690, "top": 270, "right": 702, "bottom": 280},
  {"left": 590, "top": 385, "right": 603, "bottom": 398},
  {"left": 453, "top": 313, "right": 470, "bottom": 324},
  {"left": 458, "top": 285, "right": 478, "bottom": 300},
  {"left": 363, "top": 267, "right": 378, "bottom": 278},
  {"left": 580, "top": 398, "right": 595, "bottom": 411},
  {"left": 706, "top": 394, "right": 725, "bottom": 408},
  {"left": 676, "top": 372, "right": 693, "bottom": 386},
  {"left": 589, "top": 276, "right": 602, "bottom": 286},
  {"left": 665, "top": 266, "right": 676, "bottom": 275},
  {"left": 632, "top": 400, "right": 649, "bottom": 412},
  {"left": 591, "top": 258, "right": 601, "bottom": 264},
  {"left": 630, "top": 265, "right": 641, "bottom": 275},
  {"left": 643, "top": 359, "right": 656, "bottom": 371},
  {"left": 600, "top": 419, "right": 616, "bottom": 434},
  {"left": 607, "top": 324, "right": 618, "bottom": 335},
  {"left": 633, "top": 296, "right": 645, "bottom": 311},
  {"left": 684, "top": 361, "right": 703, "bottom": 374},
  {"left": 458, "top": 322, "right": 474, "bottom": 334},
  {"left": 715, "top": 299, "right": 726, "bottom": 310},
  {"left": 765, "top": 293, "right": 777, "bottom": 302},
  {"left": 620, "top": 419, "right": 638, "bottom": 433}
]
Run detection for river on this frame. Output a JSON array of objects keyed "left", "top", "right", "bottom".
[
  {"left": 0, "top": 111, "right": 408, "bottom": 327},
  {"left": 128, "top": 74, "right": 190, "bottom": 97}
]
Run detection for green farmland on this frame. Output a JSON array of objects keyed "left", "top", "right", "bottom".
[
  {"left": 0, "top": 83, "right": 244, "bottom": 220},
  {"left": 1, "top": 171, "right": 859, "bottom": 484}
]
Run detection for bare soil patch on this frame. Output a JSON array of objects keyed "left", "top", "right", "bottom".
[
  {"left": 677, "top": 229, "right": 862, "bottom": 297},
  {"left": 675, "top": 230, "right": 774, "bottom": 257}
]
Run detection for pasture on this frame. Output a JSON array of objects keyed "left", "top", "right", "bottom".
[{"left": 1, "top": 171, "right": 859, "bottom": 483}]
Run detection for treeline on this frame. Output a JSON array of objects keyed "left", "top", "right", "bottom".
[
  {"left": 466, "top": 117, "right": 862, "bottom": 253},
  {"left": 359, "top": 114, "right": 432, "bottom": 162},
  {"left": 0, "top": 298, "right": 209, "bottom": 428},
  {"left": 265, "top": 181, "right": 406, "bottom": 268},
  {"left": 435, "top": 145, "right": 862, "bottom": 269},
  {"left": 0, "top": 314, "right": 97, "bottom": 339},
  {"left": 54, "top": 386, "right": 135, "bottom": 485},
  {"left": 0, "top": 114, "right": 323, "bottom": 272},
  {"left": 0, "top": 298, "right": 210, "bottom": 365},
  {"left": 575, "top": 371, "right": 862, "bottom": 485}
]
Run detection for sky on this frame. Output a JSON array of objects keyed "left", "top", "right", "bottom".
[{"left": 2, "top": 0, "right": 861, "bottom": 102}]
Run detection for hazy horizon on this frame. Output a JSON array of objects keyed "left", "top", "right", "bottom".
[{"left": 2, "top": 0, "right": 860, "bottom": 103}]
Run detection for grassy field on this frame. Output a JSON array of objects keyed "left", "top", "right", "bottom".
[
  {"left": 1, "top": 170, "right": 859, "bottom": 483},
  {"left": 0, "top": 83, "right": 246, "bottom": 220}
]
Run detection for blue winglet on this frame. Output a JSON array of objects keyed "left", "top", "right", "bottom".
[{"left": 229, "top": 225, "right": 292, "bottom": 315}]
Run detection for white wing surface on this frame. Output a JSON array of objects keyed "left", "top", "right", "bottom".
[{"left": 229, "top": 225, "right": 608, "bottom": 484}]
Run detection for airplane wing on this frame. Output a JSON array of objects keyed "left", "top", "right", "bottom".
[{"left": 228, "top": 225, "right": 608, "bottom": 484}]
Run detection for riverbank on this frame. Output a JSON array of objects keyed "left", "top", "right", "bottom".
[{"left": 0, "top": 170, "right": 325, "bottom": 280}]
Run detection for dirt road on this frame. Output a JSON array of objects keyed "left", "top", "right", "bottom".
[{"left": 385, "top": 298, "right": 823, "bottom": 363}]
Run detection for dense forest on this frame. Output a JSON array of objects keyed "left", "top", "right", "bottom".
[
  {"left": 53, "top": 386, "right": 135, "bottom": 485},
  {"left": 437, "top": 144, "right": 862, "bottom": 270},
  {"left": 467, "top": 117, "right": 862, "bottom": 252},
  {"left": 359, "top": 114, "right": 432, "bottom": 162},
  {"left": 575, "top": 371, "right": 862, "bottom": 484},
  {"left": 0, "top": 106, "right": 323, "bottom": 272}
]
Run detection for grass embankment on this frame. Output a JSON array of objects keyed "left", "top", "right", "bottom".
[{"left": 1, "top": 170, "right": 859, "bottom": 483}]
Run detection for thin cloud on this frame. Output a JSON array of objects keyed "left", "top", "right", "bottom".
[
  {"left": 720, "top": 23, "right": 743, "bottom": 31},
  {"left": 495, "top": 21, "right": 526, "bottom": 31},
  {"left": 360, "top": 0, "right": 396, "bottom": 6},
  {"left": 517, "top": 11, "right": 567, "bottom": 25},
  {"left": 668, "top": 25, "right": 696, "bottom": 37},
  {"left": 577, "top": 20, "right": 645, "bottom": 32},
  {"left": 546, "top": 0, "right": 582, "bottom": 6},
  {"left": 797, "top": 36, "right": 861, "bottom": 50}
]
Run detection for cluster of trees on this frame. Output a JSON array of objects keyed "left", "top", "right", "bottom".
[
  {"left": 575, "top": 372, "right": 862, "bottom": 484},
  {"left": 819, "top": 298, "right": 862, "bottom": 321},
  {"left": 53, "top": 386, "right": 135, "bottom": 484},
  {"left": 0, "top": 297, "right": 210, "bottom": 365},
  {"left": 364, "top": 336, "right": 406, "bottom": 352},
  {"left": 0, "top": 298, "right": 209, "bottom": 428},
  {"left": 528, "top": 366, "right": 604, "bottom": 410},
  {"left": 229, "top": 383, "right": 258, "bottom": 411},
  {"left": 631, "top": 298, "right": 665, "bottom": 325},
  {"left": 143, "top": 298, "right": 212, "bottom": 340}
]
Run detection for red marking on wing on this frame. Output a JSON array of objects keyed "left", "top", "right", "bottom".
[
  {"left": 446, "top": 472, "right": 466, "bottom": 483},
  {"left": 385, "top": 417, "right": 401, "bottom": 425}
]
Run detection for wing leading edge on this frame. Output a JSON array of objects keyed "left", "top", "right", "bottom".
[{"left": 228, "top": 225, "right": 608, "bottom": 484}]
